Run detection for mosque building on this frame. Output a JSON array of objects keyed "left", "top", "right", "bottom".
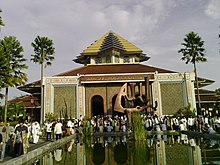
[{"left": 15, "top": 31, "right": 217, "bottom": 122}]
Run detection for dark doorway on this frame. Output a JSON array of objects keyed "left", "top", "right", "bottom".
[{"left": 91, "top": 95, "right": 104, "bottom": 116}]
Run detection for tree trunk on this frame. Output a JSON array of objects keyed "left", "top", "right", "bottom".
[
  {"left": 4, "top": 87, "right": 8, "bottom": 123},
  {"left": 40, "top": 62, "right": 44, "bottom": 125},
  {"left": 194, "top": 63, "right": 201, "bottom": 113}
]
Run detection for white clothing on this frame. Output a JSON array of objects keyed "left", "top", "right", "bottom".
[
  {"left": 121, "top": 125, "right": 126, "bottom": 132},
  {"left": 45, "top": 123, "right": 52, "bottom": 132},
  {"left": 32, "top": 122, "right": 40, "bottom": 144},
  {"left": 67, "top": 139, "right": 75, "bottom": 152},
  {"left": 179, "top": 123, "right": 186, "bottom": 131},
  {"left": 54, "top": 123, "right": 63, "bottom": 134},
  {"left": 188, "top": 117, "right": 195, "bottom": 126},
  {"left": 54, "top": 149, "right": 62, "bottom": 162},
  {"left": 66, "top": 120, "right": 73, "bottom": 128},
  {"left": 204, "top": 117, "right": 209, "bottom": 124}
]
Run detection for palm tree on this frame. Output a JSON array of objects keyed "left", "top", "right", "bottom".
[
  {"left": 219, "top": 26, "right": 220, "bottom": 54},
  {"left": 0, "top": 47, "right": 4, "bottom": 100},
  {"left": 0, "top": 9, "right": 4, "bottom": 99},
  {"left": 178, "top": 31, "right": 207, "bottom": 113},
  {"left": 0, "top": 36, "right": 28, "bottom": 123},
  {"left": 0, "top": 9, "right": 4, "bottom": 29},
  {"left": 31, "top": 36, "right": 55, "bottom": 124}
]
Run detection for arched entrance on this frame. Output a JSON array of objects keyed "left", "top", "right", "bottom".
[
  {"left": 112, "top": 94, "right": 125, "bottom": 117},
  {"left": 91, "top": 95, "right": 104, "bottom": 116}
]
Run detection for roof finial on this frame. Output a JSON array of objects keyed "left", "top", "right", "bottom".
[{"left": 109, "top": 30, "right": 114, "bottom": 34}]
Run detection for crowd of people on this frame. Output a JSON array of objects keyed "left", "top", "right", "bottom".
[
  {"left": 1, "top": 113, "right": 220, "bottom": 161},
  {"left": 62, "top": 114, "right": 220, "bottom": 135},
  {"left": 142, "top": 114, "right": 220, "bottom": 134},
  {"left": 0, "top": 118, "right": 65, "bottom": 161}
]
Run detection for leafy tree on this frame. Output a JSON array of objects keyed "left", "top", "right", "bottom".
[
  {"left": 216, "top": 88, "right": 220, "bottom": 95},
  {"left": 174, "top": 103, "right": 196, "bottom": 117},
  {"left": 31, "top": 36, "right": 55, "bottom": 124},
  {"left": 7, "top": 102, "right": 25, "bottom": 121},
  {"left": 178, "top": 31, "right": 207, "bottom": 113},
  {"left": 0, "top": 36, "right": 28, "bottom": 123},
  {"left": 45, "top": 112, "right": 57, "bottom": 122}
]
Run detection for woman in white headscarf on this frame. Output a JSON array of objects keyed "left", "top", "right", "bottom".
[{"left": 32, "top": 121, "right": 40, "bottom": 144}]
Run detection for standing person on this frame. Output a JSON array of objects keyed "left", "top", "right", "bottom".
[
  {"left": 51, "top": 120, "right": 56, "bottom": 140},
  {"left": 32, "top": 121, "right": 41, "bottom": 144},
  {"left": 106, "top": 124, "right": 113, "bottom": 132},
  {"left": 64, "top": 119, "right": 72, "bottom": 136},
  {"left": 188, "top": 116, "right": 195, "bottom": 131},
  {"left": 54, "top": 120, "right": 63, "bottom": 140},
  {"left": 215, "top": 116, "right": 220, "bottom": 133},
  {"left": 0, "top": 124, "right": 8, "bottom": 162},
  {"left": 45, "top": 121, "right": 52, "bottom": 141},
  {"left": 13, "top": 119, "right": 29, "bottom": 157},
  {"left": 121, "top": 124, "right": 127, "bottom": 132}
]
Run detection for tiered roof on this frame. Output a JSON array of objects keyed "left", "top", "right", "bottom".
[
  {"left": 82, "top": 31, "right": 142, "bottom": 55},
  {"left": 73, "top": 31, "right": 149, "bottom": 64}
]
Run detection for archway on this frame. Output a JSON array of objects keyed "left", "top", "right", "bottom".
[{"left": 91, "top": 95, "right": 104, "bottom": 117}]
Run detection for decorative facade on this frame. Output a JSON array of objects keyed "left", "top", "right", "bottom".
[
  {"left": 41, "top": 31, "right": 197, "bottom": 120},
  {"left": 17, "top": 31, "right": 217, "bottom": 121}
]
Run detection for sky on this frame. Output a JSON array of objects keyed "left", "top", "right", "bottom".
[{"left": 0, "top": 0, "right": 220, "bottom": 103}]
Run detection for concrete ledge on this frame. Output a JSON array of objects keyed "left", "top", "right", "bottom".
[
  {"left": 1, "top": 135, "right": 75, "bottom": 165},
  {"left": 182, "top": 131, "right": 220, "bottom": 140}
]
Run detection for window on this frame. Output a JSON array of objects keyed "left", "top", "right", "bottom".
[{"left": 123, "top": 56, "right": 130, "bottom": 63}]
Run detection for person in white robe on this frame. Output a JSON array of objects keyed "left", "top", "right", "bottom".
[{"left": 32, "top": 121, "right": 40, "bottom": 144}]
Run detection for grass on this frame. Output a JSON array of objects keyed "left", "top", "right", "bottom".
[{"left": 132, "top": 112, "right": 146, "bottom": 141}]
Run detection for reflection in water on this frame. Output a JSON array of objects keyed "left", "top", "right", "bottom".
[
  {"left": 114, "top": 142, "right": 127, "bottom": 164},
  {"left": 93, "top": 143, "right": 105, "bottom": 164},
  {"left": 29, "top": 134, "right": 220, "bottom": 165},
  {"left": 133, "top": 141, "right": 151, "bottom": 165}
]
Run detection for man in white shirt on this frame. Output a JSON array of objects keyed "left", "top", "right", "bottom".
[
  {"left": 188, "top": 116, "right": 195, "bottom": 131},
  {"left": 45, "top": 121, "right": 52, "bottom": 141},
  {"left": 54, "top": 120, "right": 63, "bottom": 140}
]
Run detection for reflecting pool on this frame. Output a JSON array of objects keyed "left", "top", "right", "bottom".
[{"left": 27, "top": 133, "right": 220, "bottom": 165}]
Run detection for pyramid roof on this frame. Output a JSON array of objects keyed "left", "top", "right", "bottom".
[{"left": 82, "top": 31, "right": 143, "bottom": 55}]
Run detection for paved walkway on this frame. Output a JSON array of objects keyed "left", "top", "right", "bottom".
[
  {"left": 1, "top": 137, "right": 50, "bottom": 163},
  {"left": 1, "top": 136, "right": 74, "bottom": 165}
]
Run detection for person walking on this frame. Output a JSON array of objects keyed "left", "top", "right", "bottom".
[
  {"left": 32, "top": 121, "right": 41, "bottom": 144},
  {"left": 13, "top": 119, "right": 29, "bottom": 157},
  {"left": 0, "top": 124, "right": 8, "bottom": 162}
]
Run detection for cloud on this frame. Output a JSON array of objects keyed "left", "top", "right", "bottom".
[
  {"left": 101, "top": 0, "right": 176, "bottom": 41},
  {"left": 205, "top": 0, "right": 220, "bottom": 19},
  {"left": 1, "top": 0, "right": 220, "bottom": 101}
]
